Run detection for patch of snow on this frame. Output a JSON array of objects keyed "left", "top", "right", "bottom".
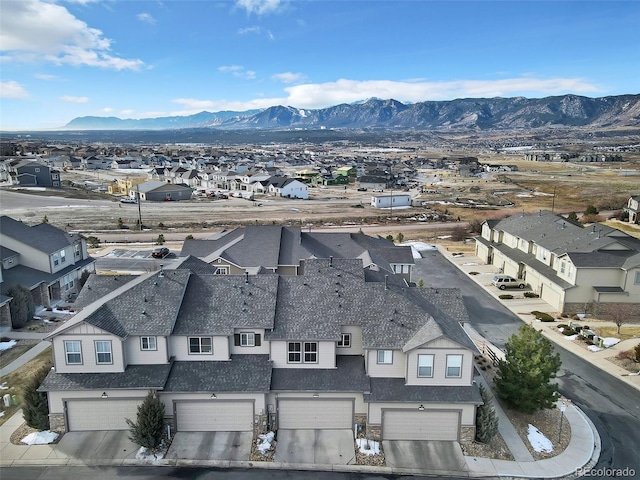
[
  {"left": 558, "top": 327, "right": 564, "bottom": 333},
  {"left": 135, "top": 446, "right": 166, "bottom": 463},
  {"left": 438, "top": 235, "right": 452, "bottom": 239},
  {"left": 0, "top": 411, "right": 4, "bottom": 417},
  {"left": 577, "top": 313, "right": 586, "bottom": 319},
  {"left": 398, "top": 241, "right": 437, "bottom": 259},
  {"left": 21, "top": 431, "right": 59, "bottom": 445},
  {"left": 356, "top": 438, "right": 381, "bottom": 455},
  {"left": 0, "top": 382, "right": 9, "bottom": 390},
  {"left": 527, "top": 424, "right": 553, "bottom": 453},
  {"left": 0, "top": 340, "right": 17, "bottom": 351},
  {"left": 52, "top": 308, "right": 74, "bottom": 315},
  {"left": 602, "top": 337, "right": 620, "bottom": 348},
  {"left": 256, "top": 431, "right": 275, "bottom": 455},
  {"left": 18, "top": 187, "right": 47, "bottom": 191},
  {"left": 563, "top": 334, "right": 579, "bottom": 341},
  {"left": 462, "top": 262, "right": 478, "bottom": 266},
  {"left": 587, "top": 345, "right": 603, "bottom": 352}
]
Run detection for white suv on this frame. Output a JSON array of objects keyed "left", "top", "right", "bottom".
[{"left": 492, "top": 275, "right": 525, "bottom": 290}]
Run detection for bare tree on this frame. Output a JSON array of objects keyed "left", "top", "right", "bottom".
[{"left": 604, "top": 303, "right": 639, "bottom": 334}]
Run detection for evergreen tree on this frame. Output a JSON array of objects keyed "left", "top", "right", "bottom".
[
  {"left": 77, "top": 270, "right": 91, "bottom": 289},
  {"left": 156, "top": 234, "right": 165, "bottom": 245},
  {"left": 495, "top": 325, "right": 561, "bottom": 413},
  {"left": 396, "top": 232, "right": 404, "bottom": 243},
  {"left": 126, "top": 391, "right": 165, "bottom": 449},
  {"left": 8, "top": 284, "right": 35, "bottom": 329},
  {"left": 22, "top": 366, "right": 51, "bottom": 431},
  {"left": 567, "top": 211, "right": 579, "bottom": 223},
  {"left": 475, "top": 384, "right": 499, "bottom": 443}
]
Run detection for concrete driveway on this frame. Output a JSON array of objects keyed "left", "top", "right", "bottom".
[
  {"left": 165, "top": 431, "right": 252, "bottom": 461},
  {"left": 383, "top": 440, "right": 467, "bottom": 474},
  {"left": 274, "top": 429, "right": 355, "bottom": 465},
  {"left": 55, "top": 431, "right": 139, "bottom": 461}
]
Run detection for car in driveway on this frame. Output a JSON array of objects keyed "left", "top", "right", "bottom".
[
  {"left": 492, "top": 275, "right": 526, "bottom": 289},
  {"left": 151, "top": 247, "right": 170, "bottom": 258}
]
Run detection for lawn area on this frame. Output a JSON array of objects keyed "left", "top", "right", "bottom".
[
  {"left": 594, "top": 325, "right": 640, "bottom": 342},
  {"left": 0, "top": 340, "right": 39, "bottom": 369},
  {"left": 0, "top": 347, "right": 52, "bottom": 427}
]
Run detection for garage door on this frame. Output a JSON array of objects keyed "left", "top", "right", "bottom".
[
  {"left": 67, "top": 399, "right": 141, "bottom": 431},
  {"left": 175, "top": 401, "right": 253, "bottom": 431},
  {"left": 278, "top": 399, "right": 353, "bottom": 429},
  {"left": 382, "top": 410, "right": 460, "bottom": 440}
]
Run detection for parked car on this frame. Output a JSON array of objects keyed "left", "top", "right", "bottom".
[
  {"left": 120, "top": 197, "right": 137, "bottom": 204},
  {"left": 492, "top": 275, "right": 525, "bottom": 289},
  {"left": 151, "top": 247, "right": 170, "bottom": 258},
  {"left": 357, "top": 187, "right": 367, "bottom": 191}
]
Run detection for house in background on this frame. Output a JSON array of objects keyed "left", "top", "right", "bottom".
[
  {"left": 370, "top": 193, "right": 412, "bottom": 209},
  {"left": 625, "top": 195, "right": 640, "bottom": 224},
  {"left": 136, "top": 181, "right": 193, "bottom": 201},
  {"left": 1, "top": 159, "right": 61, "bottom": 187},
  {"left": 475, "top": 210, "right": 640, "bottom": 317},
  {"left": 0, "top": 216, "right": 96, "bottom": 325},
  {"left": 39, "top": 258, "right": 481, "bottom": 443},
  {"left": 267, "top": 177, "right": 309, "bottom": 199}
]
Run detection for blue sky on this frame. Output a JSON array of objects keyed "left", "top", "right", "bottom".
[{"left": 1, "top": 0, "right": 638, "bottom": 130}]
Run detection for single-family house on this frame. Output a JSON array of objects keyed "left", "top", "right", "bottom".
[
  {"left": 624, "top": 195, "right": 640, "bottom": 224},
  {"left": 136, "top": 181, "right": 193, "bottom": 202},
  {"left": 475, "top": 210, "right": 640, "bottom": 317},
  {"left": 267, "top": 177, "right": 309, "bottom": 199},
  {"left": 2, "top": 159, "right": 61, "bottom": 187}
]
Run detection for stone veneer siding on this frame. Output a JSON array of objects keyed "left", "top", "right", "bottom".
[
  {"left": 49, "top": 413, "right": 66, "bottom": 434},
  {"left": 460, "top": 426, "right": 475, "bottom": 443}
]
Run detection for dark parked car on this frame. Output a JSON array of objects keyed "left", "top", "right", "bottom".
[{"left": 151, "top": 247, "right": 170, "bottom": 258}]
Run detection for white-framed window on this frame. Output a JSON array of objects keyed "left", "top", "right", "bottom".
[
  {"left": 53, "top": 253, "right": 59, "bottom": 266},
  {"left": 95, "top": 341, "right": 112, "bottom": 364},
  {"left": 635, "top": 271, "right": 640, "bottom": 284},
  {"left": 337, "top": 333, "right": 351, "bottom": 348},
  {"left": 64, "top": 340, "right": 82, "bottom": 364},
  {"left": 288, "top": 342, "right": 301, "bottom": 363},
  {"left": 377, "top": 350, "right": 393, "bottom": 364},
  {"left": 215, "top": 266, "right": 229, "bottom": 275},
  {"left": 418, "top": 354, "right": 434, "bottom": 377},
  {"left": 240, "top": 332, "right": 255, "bottom": 346},
  {"left": 63, "top": 274, "right": 74, "bottom": 291},
  {"left": 141, "top": 336, "right": 157, "bottom": 351},
  {"left": 304, "top": 342, "right": 318, "bottom": 363},
  {"left": 446, "top": 354, "right": 463, "bottom": 378},
  {"left": 35, "top": 167, "right": 40, "bottom": 173},
  {"left": 60, "top": 250, "right": 66, "bottom": 264},
  {"left": 189, "top": 337, "right": 212, "bottom": 354},
  {"left": 560, "top": 262, "right": 565, "bottom": 274},
  {"left": 74, "top": 244, "right": 81, "bottom": 257}
]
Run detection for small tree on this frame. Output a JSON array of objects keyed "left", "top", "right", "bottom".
[
  {"left": 7, "top": 285, "right": 35, "bottom": 329},
  {"left": 42, "top": 215, "right": 49, "bottom": 223},
  {"left": 468, "top": 219, "right": 483, "bottom": 234},
  {"left": 126, "top": 391, "right": 165, "bottom": 449},
  {"left": 567, "top": 211, "right": 579, "bottom": 223},
  {"left": 396, "top": 232, "right": 404, "bottom": 243},
  {"left": 86, "top": 236, "right": 101, "bottom": 248},
  {"left": 185, "top": 234, "right": 194, "bottom": 240},
  {"left": 605, "top": 303, "right": 638, "bottom": 334},
  {"left": 475, "top": 384, "right": 499, "bottom": 443},
  {"left": 417, "top": 278, "right": 425, "bottom": 288},
  {"left": 451, "top": 225, "right": 468, "bottom": 241},
  {"left": 156, "top": 234, "right": 165, "bottom": 245},
  {"left": 495, "top": 325, "right": 561, "bottom": 413},
  {"left": 117, "top": 217, "right": 125, "bottom": 229},
  {"left": 634, "top": 343, "right": 640, "bottom": 363},
  {"left": 385, "top": 234, "right": 394, "bottom": 242},
  {"left": 22, "top": 366, "right": 50, "bottom": 431},
  {"left": 584, "top": 205, "right": 598, "bottom": 216},
  {"left": 77, "top": 270, "right": 91, "bottom": 289}
]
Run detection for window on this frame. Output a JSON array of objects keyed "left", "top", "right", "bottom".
[
  {"left": 560, "top": 262, "right": 566, "bottom": 274},
  {"left": 240, "top": 332, "right": 255, "bottom": 346},
  {"left": 635, "top": 271, "right": 640, "bottom": 284},
  {"left": 377, "top": 350, "right": 393, "bottom": 364},
  {"left": 189, "top": 337, "right": 212, "bottom": 354},
  {"left": 446, "top": 354, "right": 463, "bottom": 378},
  {"left": 64, "top": 341, "right": 82, "bottom": 364},
  {"left": 304, "top": 342, "right": 318, "bottom": 363},
  {"left": 418, "top": 354, "right": 434, "bottom": 377},
  {"left": 95, "top": 341, "right": 112, "bottom": 364},
  {"left": 215, "top": 266, "right": 229, "bottom": 275},
  {"left": 60, "top": 250, "right": 66, "bottom": 264},
  {"left": 53, "top": 253, "right": 59, "bottom": 266},
  {"left": 35, "top": 168, "right": 40, "bottom": 173},
  {"left": 337, "top": 333, "right": 351, "bottom": 348},
  {"left": 141, "top": 336, "right": 157, "bottom": 351},
  {"left": 74, "top": 244, "right": 81, "bottom": 257},
  {"left": 288, "top": 342, "right": 301, "bottom": 363}
]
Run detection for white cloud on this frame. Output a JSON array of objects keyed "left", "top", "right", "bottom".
[
  {"left": 238, "top": 26, "right": 262, "bottom": 35},
  {"left": 137, "top": 13, "right": 156, "bottom": 25},
  {"left": 101, "top": 107, "right": 115, "bottom": 113},
  {"left": 218, "top": 65, "right": 256, "bottom": 80},
  {"left": 60, "top": 95, "right": 89, "bottom": 103},
  {"left": 0, "top": 81, "right": 29, "bottom": 99},
  {"left": 34, "top": 73, "right": 59, "bottom": 80},
  {"left": 236, "top": 0, "right": 284, "bottom": 15},
  {"left": 272, "top": 72, "right": 306, "bottom": 84},
  {"left": 0, "top": 0, "right": 145, "bottom": 70},
  {"left": 120, "top": 109, "right": 134, "bottom": 115}
]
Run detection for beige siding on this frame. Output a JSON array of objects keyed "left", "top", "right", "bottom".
[
  {"left": 0, "top": 237, "right": 50, "bottom": 272},
  {"left": 276, "top": 265, "right": 298, "bottom": 275},
  {"left": 52, "top": 334, "right": 125, "bottom": 373},
  {"left": 210, "top": 258, "right": 245, "bottom": 275},
  {"left": 48, "top": 390, "right": 145, "bottom": 414},
  {"left": 336, "top": 325, "right": 363, "bottom": 356},
  {"left": 365, "top": 350, "right": 405, "bottom": 378},
  {"left": 368, "top": 402, "right": 476, "bottom": 425},
  {"left": 169, "top": 335, "right": 230, "bottom": 361},
  {"left": 405, "top": 347, "right": 473, "bottom": 386},
  {"left": 125, "top": 336, "right": 169, "bottom": 365},
  {"left": 51, "top": 245, "right": 75, "bottom": 275},
  {"left": 270, "top": 341, "right": 336, "bottom": 369},
  {"left": 162, "top": 392, "right": 266, "bottom": 416},
  {"left": 272, "top": 392, "right": 366, "bottom": 415},
  {"left": 229, "top": 328, "right": 270, "bottom": 355}
]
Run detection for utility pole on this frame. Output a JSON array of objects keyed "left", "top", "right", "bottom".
[
  {"left": 136, "top": 183, "right": 143, "bottom": 231},
  {"left": 551, "top": 186, "right": 557, "bottom": 213}
]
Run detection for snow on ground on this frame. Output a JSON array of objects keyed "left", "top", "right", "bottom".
[
  {"left": 602, "top": 337, "right": 620, "bottom": 348},
  {"left": 527, "top": 424, "right": 553, "bottom": 453},
  {"left": 588, "top": 345, "right": 603, "bottom": 352},
  {"left": 21, "top": 431, "right": 59, "bottom": 445},
  {"left": 356, "top": 438, "right": 381, "bottom": 455},
  {"left": 398, "top": 241, "right": 437, "bottom": 259},
  {"left": 256, "top": 431, "right": 275, "bottom": 455},
  {"left": 0, "top": 340, "right": 17, "bottom": 351},
  {"left": 563, "top": 334, "right": 579, "bottom": 341},
  {"left": 0, "top": 411, "right": 4, "bottom": 418},
  {"left": 0, "top": 382, "right": 9, "bottom": 390},
  {"left": 135, "top": 445, "right": 166, "bottom": 463},
  {"left": 17, "top": 187, "right": 47, "bottom": 192},
  {"left": 462, "top": 262, "right": 478, "bottom": 266},
  {"left": 52, "top": 308, "right": 75, "bottom": 315}
]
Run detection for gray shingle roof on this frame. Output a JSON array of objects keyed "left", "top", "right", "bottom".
[
  {"left": 39, "top": 363, "right": 172, "bottom": 392},
  {"left": 174, "top": 255, "right": 220, "bottom": 274},
  {"left": 0, "top": 257, "right": 96, "bottom": 296},
  {"left": 172, "top": 273, "right": 279, "bottom": 335},
  {"left": 271, "top": 356, "right": 370, "bottom": 392},
  {"left": 74, "top": 274, "right": 136, "bottom": 308},
  {"left": 164, "top": 356, "right": 272, "bottom": 392},
  {"left": 365, "top": 377, "right": 482, "bottom": 404},
  {"left": 0, "top": 215, "right": 83, "bottom": 254}
]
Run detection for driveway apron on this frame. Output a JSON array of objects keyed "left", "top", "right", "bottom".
[
  {"left": 275, "top": 429, "right": 355, "bottom": 465},
  {"left": 165, "top": 431, "right": 252, "bottom": 461},
  {"left": 383, "top": 440, "right": 467, "bottom": 472}
]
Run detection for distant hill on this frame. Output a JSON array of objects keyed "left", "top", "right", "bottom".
[{"left": 63, "top": 94, "right": 640, "bottom": 131}]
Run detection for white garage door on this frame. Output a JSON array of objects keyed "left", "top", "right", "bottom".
[
  {"left": 278, "top": 399, "right": 353, "bottom": 429},
  {"left": 67, "top": 399, "right": 142, "bottom": 431},
  {"left": 175, "top": 401, "right": 253, "bottom": 431},
  {"left": 382, "top": 410, "right": 460, "bottom": 440}
]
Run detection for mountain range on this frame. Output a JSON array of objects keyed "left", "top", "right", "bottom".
[{"left": 63, "top": 94, "right": 640, "bottom": 131}]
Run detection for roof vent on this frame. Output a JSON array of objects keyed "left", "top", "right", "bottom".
[
  {"left": 384, "top": 275, "right": 389, "bottom": 290},
  {"left": 141, "top": 310, "right": 146, "bottom": 315},
  {"left": 245, "top": 271, "right": 249, "bottom": 284},
  {"left": 329, "top": 256, "right": 333, "bottom": 267},
  {"left": 159, "top": 264, "right": 164, "bottom": 277}
]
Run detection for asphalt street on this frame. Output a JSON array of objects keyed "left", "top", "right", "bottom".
[{"left": 413, "top": 252, "right": 640, "bottom": 480}]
